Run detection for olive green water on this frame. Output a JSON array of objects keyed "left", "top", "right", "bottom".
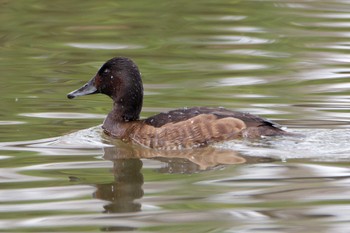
[{"left": 0, "top": 0, "right": 350, "bottom": 232}]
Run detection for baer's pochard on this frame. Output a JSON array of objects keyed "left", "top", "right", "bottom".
[{"left": 68, "top": 57, "right": 291, "bottom": 150}]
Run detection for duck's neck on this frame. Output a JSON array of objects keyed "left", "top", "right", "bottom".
[
  {"left": 102, "top": 98, "right": 142, "bottom": 139},
  {"left": 109, "top": 96, "right": 142, "bottom": 122}
]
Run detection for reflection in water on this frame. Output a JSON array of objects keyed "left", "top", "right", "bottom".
[
  {"left": 94, "top": 157, "right": 143, "bottom": 231},
  {"left": 93, "top": 145, "right": 247, "bottom": 231},
  {"left": 94, "top": 158, "right": 143, "bottom": 214},
  {"left": 92, "top": 143, "right": 276, "bottom": 231},
  {"left": 102, "top": 141, "right": 248, "bottom": 172},
  {"left": 95, "top": 144, "right": 249, "bottom": 213}
]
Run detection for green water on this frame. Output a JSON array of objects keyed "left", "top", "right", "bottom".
[{"left": 0, "top": 0, "right": 350, "bottom": 232}]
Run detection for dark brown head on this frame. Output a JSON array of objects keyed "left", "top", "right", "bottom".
[{"left": 67, "top": 57, "right": 144, "bottom": 121}]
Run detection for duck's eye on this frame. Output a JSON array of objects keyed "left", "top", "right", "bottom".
[{"left": 103, "top": 68, "right": 110, "bottom": 74}]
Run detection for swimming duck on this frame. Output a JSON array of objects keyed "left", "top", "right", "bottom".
[{"left": 67, "top": 57, "right": 290, "bottom": 150}]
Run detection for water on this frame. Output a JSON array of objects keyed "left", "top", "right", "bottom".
[{"left": 0, "top": 0, "right": 350, "bottom": 232}]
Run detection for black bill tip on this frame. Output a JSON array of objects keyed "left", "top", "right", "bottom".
[
  {"left": 67, "top": 93, "right": 76, "bottom": 99},
  {"left": 66, "top": 79, "right": 98, "bottom": 100}
]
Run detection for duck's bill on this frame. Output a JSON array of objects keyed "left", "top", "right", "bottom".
[{"left": 67, "top": 79, "right": 98, "bottom": 99}]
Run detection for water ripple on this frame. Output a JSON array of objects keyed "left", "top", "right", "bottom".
[
  {"left": 19, "top": 112, "right": 105, "bottom": 119},
  {"left": 209, "top": 35, "right": 273, "bottom": 45},
  {"left": 0, "top": 185, "right": 94, "bottom": 202},
  {"left": 217, "top": 129, "right": 350, "bottom": 161},
  {"left": 0, "top": 121, "right": 25, "bottom": 125},
  {"left": 66, "top": 43, "right": 143, "bottom": 50},
  {"left": 0, "top": 200, "right": 106, "bottom": 212},
  {"left": 207, "top": 76, "right": 266, "bottom": 87}
]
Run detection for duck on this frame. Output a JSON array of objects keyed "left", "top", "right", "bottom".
[{"left": 67, "top": 57, "right": 291, "bottom": 150}]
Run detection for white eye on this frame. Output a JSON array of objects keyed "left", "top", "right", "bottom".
[{"left": 104, "top": 68, "right": 110, "bottom": 74}]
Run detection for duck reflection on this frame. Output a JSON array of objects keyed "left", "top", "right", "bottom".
[
  {"left": 94, "top": 148, "right": 144, "bottom": 231},
  {"left": 102, "top": 141, "right": 249, "bottom": 172},
  {"left": 94, "top": 158, "right": 143, "bottom": 214},
  {"left": 93, "top": 144, "right": 273, "bottom": 231}
]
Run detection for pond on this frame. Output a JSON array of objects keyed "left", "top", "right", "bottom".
[{"left": 0, "top": 0, "right": 350, "bottom": 232}]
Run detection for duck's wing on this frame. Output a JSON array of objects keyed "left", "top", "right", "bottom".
[
  {"left": 133, "top": 113, "right": 246, "bottom": 150},
  {"left": 131, "top": 107, "right": 285, "bottom": 149}
]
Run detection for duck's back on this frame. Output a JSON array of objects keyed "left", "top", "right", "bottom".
[
  {"left": 144, "top": 107, "right": 278, "bottom": 128},
  {"left": 129, "top": 107, "right": 286, "bottom": 150}
]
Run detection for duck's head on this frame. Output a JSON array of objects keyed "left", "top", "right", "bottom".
[{"left": 67, "top": 57, "right": 144, "bottom": 121}]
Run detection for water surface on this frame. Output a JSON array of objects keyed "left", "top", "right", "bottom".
[{"left": 0, "top": 0, "right": 350, "bottom": 232}]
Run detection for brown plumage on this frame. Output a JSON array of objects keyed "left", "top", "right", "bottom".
[{"left": 67, "top": 57, "right": 290, "bottom": 150}]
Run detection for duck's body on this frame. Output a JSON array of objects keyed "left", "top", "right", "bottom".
[{"left": 68, "top": 57, "right": 289, "bottom": 150}]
